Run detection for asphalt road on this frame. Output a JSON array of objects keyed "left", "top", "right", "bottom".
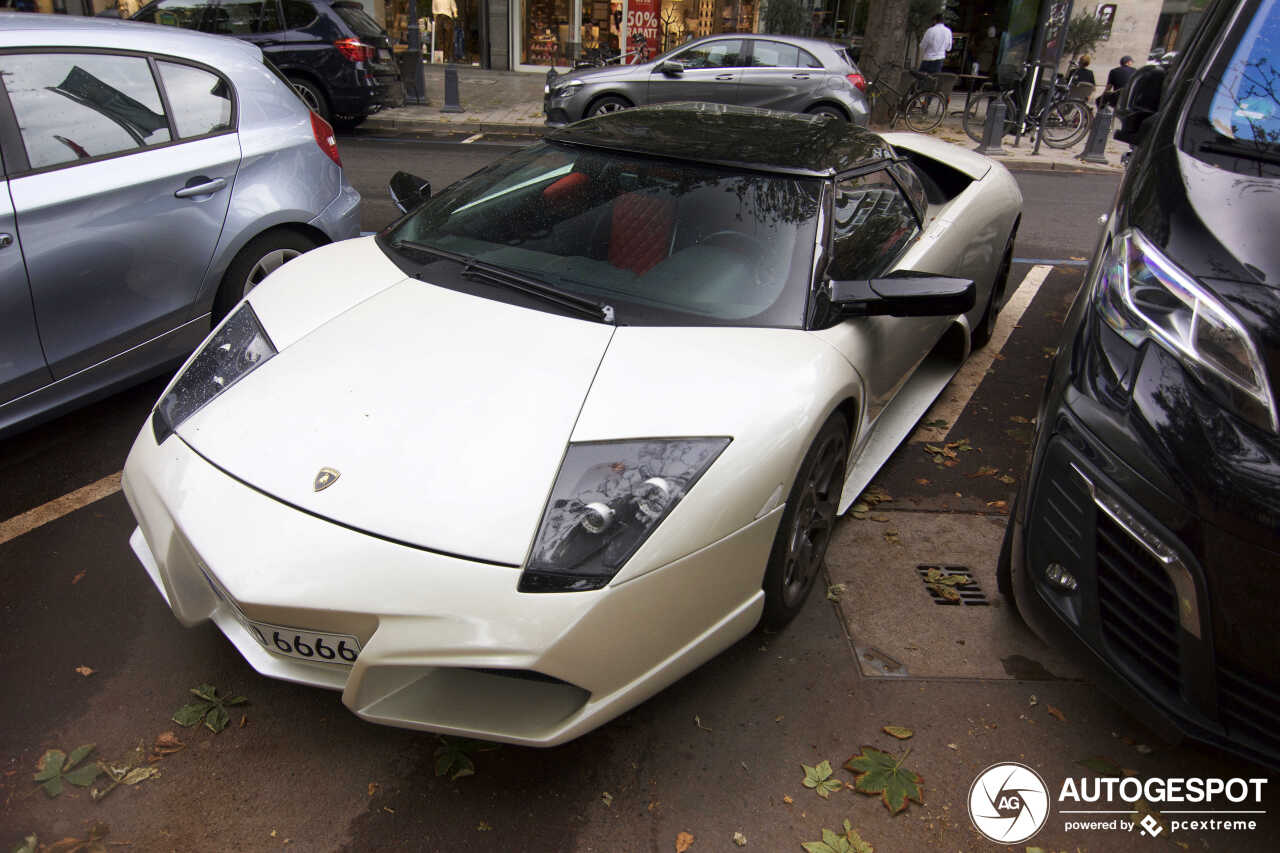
[{"left": 3, "top": 143, "right": 1273, "bottom": 852}]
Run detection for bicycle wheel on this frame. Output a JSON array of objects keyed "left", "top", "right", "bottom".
[
  {"left": 1041, "top": 99, "right": 1091, "bottom": 148},
  {"left": 902, "top": 91, "right": 947, "bottom": 132},
  {"left": 963, "top": 92, "right": 1004, "bottom": 143}
]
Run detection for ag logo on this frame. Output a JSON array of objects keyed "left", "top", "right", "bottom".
[{"left": 968, "top": 762, "right": 1050, "bottom": 843}]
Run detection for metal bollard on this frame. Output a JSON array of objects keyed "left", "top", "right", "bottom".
[
  {"left": 1079, "top": 106, "right": 1113, "bottom": 164},
  {"left": 441, "top": 65, "right": 465, "bottom": 114},
  {"left": 976, "top": 97, "right": 1006, "bottom": 156}
]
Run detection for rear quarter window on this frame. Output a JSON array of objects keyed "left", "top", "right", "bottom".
[{"left": 332, "top": 2, "right": 386, "bottom": 38}]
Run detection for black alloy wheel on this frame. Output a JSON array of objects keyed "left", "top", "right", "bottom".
[
  {"left": 761, "top": 413, "right": 849, "bottom": 628},
  {"left": 971, "top": 227, "right": 1016, "bottom": 349}
]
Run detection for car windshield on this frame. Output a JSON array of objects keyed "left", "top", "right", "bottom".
[
  {"left": 1196, "top": 0, "right": 1280, "bottom": 163},
  {"left": 381, "top": 142, "right": 822, "bottom": 327}
]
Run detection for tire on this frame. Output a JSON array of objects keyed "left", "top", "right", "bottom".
[
  {"left": 963, "top": 92, "right": 1010, "bottom": 143},
  {"left": 1040, "top": 99, "right": 1090, "bottom": 148},
  {"left": 902, "top": 91, "right": 946, "bottom": 132},
  {"left": 761, "top": 413, "right": 850, "bottom": 629},
  {"left": 289, "top": 76, "right": 331, "bottom": 124},
  {"left": 586, "top": 95, "right": 631, "bottom": 117},
  {"left": 806, "top": 103, "right": 848, "bottom": 121},
  {"left": 213, "top": 230, "right": 319, "bottom": 321},
  {"left": 971, "top": 226, "right": 1016, "bottom": 350}
]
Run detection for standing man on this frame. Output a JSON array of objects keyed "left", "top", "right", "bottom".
[
  {"left": 1098, "top": 55, "right": 1136, "bottom": 109},
  {"left": 919, "top": 14, "right": 953, "bottom": 74}
]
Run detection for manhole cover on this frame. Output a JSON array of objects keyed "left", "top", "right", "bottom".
[{"left": 916, "top": 564, "right": 989, "bottom": 606}]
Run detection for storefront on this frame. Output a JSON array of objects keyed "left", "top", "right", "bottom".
[{"left": 511, "top": 0, "right": 759, "bottom": 71}]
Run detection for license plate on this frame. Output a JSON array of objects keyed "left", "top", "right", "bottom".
[{"left": 202, "top": 569, "right": 361, "bottom": 665}]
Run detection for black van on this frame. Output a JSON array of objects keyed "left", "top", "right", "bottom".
[
  {"left": 1002, "top": 0, "right": 1280, "bottom": 768},
  {"left": 135, "top": 0, "right": 403, "bottom": 127}
]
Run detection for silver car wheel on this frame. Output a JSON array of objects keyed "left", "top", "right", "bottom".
[{"left": 243, "top": 248, "right": 301, "bottom": 295}]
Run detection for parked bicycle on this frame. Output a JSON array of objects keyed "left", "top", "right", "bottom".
[
  {"left": 573, "top": 32, "right": 650, "bottom": 70},
  {"left": 962, "top": 66, "right": 1091, "bottom": 148},
  {"left": 863, "top": 64, "right": 948, "bottom": 133}
]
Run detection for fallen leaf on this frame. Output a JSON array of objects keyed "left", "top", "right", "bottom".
[
  {"left": 1029, "top": 694, "right": 1038, "bottom": 707},
  {"left": 1047, "top": 705, "right": 1067, "bottom": 723},
  {"left": 732, "top": 831, "right": 747, "bottom": 847},
  {"left": 998, "top": 474, "right": 1017, "bottom": 485},
  {"left": 675, "top": 831, "right": 694, "bottom": 852},
  {"left": 71, "top": 571, "right": 86, "bottom": 585},
  {"left": 869, "top": 514, "right": 890, "bottom": 523},
  {"left": 826, "top": 584, "right": 846, "bottom": 602},
  {"left": 967, "top": 466, "right": 999, "bottom": 478},
  {"left": 477, "top": 821, "right": 492, "bottom": 831},
  {"left": 946, "top": 743, "right": 958, "bottom": 750},
  {"left": 694, "top": 715, "right": 712, "bottom": 732},
  {"left": 368, "top": 782, "right": 378, "bottom": 796},
  {"left": 601, "top": 791, "right": 613, "bottom": 806},
  {"left": 782, "top": 794, "right": 794, "bottom": 805},
  {"left": 844, "top": 747, "right": 923, "bottom": 815},
  {"left": 914, "top": 478, "right": 931, "bottom": 486},
  {"left": 882, "top": 726, "right": 913, "bottom": 740},
  {"left": 382, "top": 806, "right": 395, "bottom": 814},
  {"left": 150, "top": 732, "right": 184, "bottom": 760},
  {"left": 34, "top": 744, "right": 100, "bottom": 798},
  {"left": 801, "top": 760, "right": 844, "bottom": 798},
  {"left": 883, "top": 530, "right": 900, "bottom": 545},
  {"left": 851, "top": 502, "right": 870, "bottom": 514},
  {"left": 1010, "top": 415, "right": 1031, "bottom": 423},
  {"left": 74, "top": 666, "right": 95, "bottom": 677},
  {"left": 987, "top": 500, "right": 1008, "bottom": 510},
  {"left": 922, "top": 418, "right": 948, "bottom": 429},
  {"left": 1135, "top": 744, "right": 1153, "bottom": 755}
]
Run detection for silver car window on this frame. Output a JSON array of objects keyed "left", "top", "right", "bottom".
[
  {"left": 749, "top": 41, "right": 822, "bottom": 69},
  {"left": 158, "top": 62, "right": 234, "bottom": 138},
  {"left": 3, "top": 53, "right": 172, "bottom": 172},
  {"left": 672, "top": 39, "right": 747, "bottom": 69}
]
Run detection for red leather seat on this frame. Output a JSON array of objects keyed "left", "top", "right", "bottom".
[{"left": 608, "top": 192, "right": 676, "bottom": 275}]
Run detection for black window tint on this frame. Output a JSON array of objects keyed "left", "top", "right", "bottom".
[
  {"left": 675, "top": 39, "right": 746, "bottom": 69},
  {"left": 3, "top": 53, "right": 171, "bottom": 171},
  {"left": 140, "top": 0, "right": 216, "bottom": 30},
  {"left": 750, "top": 41, "right": 800, "bottom": 68},
  {"left": 829, "top": 171, "right": 920, "bottom": 279},
  {"left": 210, "top": 0, "right": 281, "bottom": 34},
  {"left": 282, "top": 0, "right": 317, "bottom": 28},
  {"left": 332, "top": 2, "right": 385, "bottom": 38},
  {"left": 158, "top": 62, "right": 233, "bottom": 137},
  {"left": 889, "top": 162, "right": 928, "bottom": 220}
]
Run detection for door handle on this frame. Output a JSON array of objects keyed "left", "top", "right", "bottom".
[
  {"left": 174, "top": 177, "right": 227, "bottom": 199},
  {"left": 791, "top": 74, "right": 811, "bottom": 79},
  {"left": 0, "top": 233, "right": 12, "bottom": 249},
  {"left": 715, "top": 74, "right": 735, "bottom": 81}
]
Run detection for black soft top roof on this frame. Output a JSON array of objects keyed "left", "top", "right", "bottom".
[{"left": 546, "top": 103, "right": 894, "bottom": 178}]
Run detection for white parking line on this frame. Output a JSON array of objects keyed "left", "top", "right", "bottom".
[
  {"left": 0, "top": 472, "right": 122, "bottom": 547},
  {"left": 910, "top": 263, "right": 1053, "bottom": 445}
]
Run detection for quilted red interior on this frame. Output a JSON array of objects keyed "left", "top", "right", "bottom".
[{"left": 608, "top": 192, "right": 676, "bottom": 275}]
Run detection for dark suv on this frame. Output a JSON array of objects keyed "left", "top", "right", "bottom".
[
  {"left": 135, "top": 0, "right": 403, "bottom": 127},
  {"left": 1003, "top": 0, "right": 1280, "bottom": 768}
]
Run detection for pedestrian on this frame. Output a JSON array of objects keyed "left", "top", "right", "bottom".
[
  {"left": 1070, "top": 55, "right": 1095, "bottom": 86},
  {"left": 1097, "top": 55, "right": 1136, "bottom": 109},
  {"left": 918, "top": 14, "right": 952, "bottom": 74}
]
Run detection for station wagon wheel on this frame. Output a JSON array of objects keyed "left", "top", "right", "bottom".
[
  {"left": 805, "top": 104, "right": 848, "bottom": 121},
  {"left": 587, "top": 95, "right": 632, "bottom": 117},
  {"left": 761, "top": 413, "right": 849, "bottom": 628},
  {"left": 213, "top": 230, "right": 320, "bottom": 321}
]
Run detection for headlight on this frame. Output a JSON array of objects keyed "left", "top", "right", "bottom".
[
  {"left": 152, "top": 303, "right": 277, "bottom": 443},
  {"left": 520, "top": 438, "right": 731, "bottom": 593},
  {"left": 1094, "top": 229, "right": 1277, "bottom": 431},
  {"left": 552, "top": 80, "right": 584, "bottom": 98}
]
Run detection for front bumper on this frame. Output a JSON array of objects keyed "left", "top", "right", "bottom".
[
  {"left": 1011, "top": 394, "right": 1280, "bottom": 770},
  {"left": 122, "top": 427, "right": 776, "bottom": 746}
]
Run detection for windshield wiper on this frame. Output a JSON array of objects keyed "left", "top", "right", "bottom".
[
  {"left": 1198, "top": 140, "right": 1280, "bottom": 167},
  {"left": 461, "top": 258, "right": 615, "bottom": 323},
  {"left": 387, "top": 239, "right": 615, "bottom": 323}
]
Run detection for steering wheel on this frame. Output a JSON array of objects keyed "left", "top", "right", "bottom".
[{"left": 698, "top": 230, "right": 773, "bottom": 287}]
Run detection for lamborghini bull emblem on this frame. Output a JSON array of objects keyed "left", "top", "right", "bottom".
[{"left": 313, "top": 467, "right": 341, "bottom": 492}]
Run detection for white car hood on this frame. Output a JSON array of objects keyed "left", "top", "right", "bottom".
[{"left": 176, "top": 277, "right": 615, "bottom": 566}]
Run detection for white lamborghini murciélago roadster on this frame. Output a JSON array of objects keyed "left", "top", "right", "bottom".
[{"left": 123, "top": 103, "right": 1021, "bottom": 746}]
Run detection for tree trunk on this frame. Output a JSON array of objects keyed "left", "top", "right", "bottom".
[{"left": 862, "top": 0, "right": 911, "bottom": 124}]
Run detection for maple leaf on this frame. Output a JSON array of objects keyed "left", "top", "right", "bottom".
[{"left": 843, "top": 747, "right": 923, "bottom": 815}]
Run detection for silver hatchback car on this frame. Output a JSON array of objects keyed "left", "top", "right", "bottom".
[
  {"left": 0, "top": 13, "right": 361, "bottom": 437},
  {"left": 544, "top": 33, "right": 870, "bottom": 126}
]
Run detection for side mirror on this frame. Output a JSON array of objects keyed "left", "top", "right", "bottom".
[
  {"left": 828, "top": 273, "right": 975, "bottom": 317},
  {"left": 658, "top": 60, "right": 684, "bottom": 75},
  {"left": 1114, "top": 65, "right": 1166, "bottom": 146},
  {"left": 389, "top": 171, "right": 431, "bottom": 213}
]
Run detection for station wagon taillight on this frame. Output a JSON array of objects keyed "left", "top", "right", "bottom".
[
  {"left": 334, "top": 38, "right": 375, "bottom": 63},
  {"left": 310, "top": 111, "right": 342, "bottom": 167},
  {"left": 846, "top": 73, "right": 866, "bottom": 92}
]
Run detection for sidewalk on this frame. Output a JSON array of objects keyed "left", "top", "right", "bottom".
[{"left": 360, "top": 65, "right": 1128, "bottom": 172}]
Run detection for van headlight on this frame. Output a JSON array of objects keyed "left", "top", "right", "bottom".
[
  {"left": 152, "top": 303, "right": 277, "bottom": 443},
  {"left": 1094, "top": 229, "right": 1276, "bottom": 431},
  {"left": 520, "top": 438, "right": 731, "bottom": 592}
]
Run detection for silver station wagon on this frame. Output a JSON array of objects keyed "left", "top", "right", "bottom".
[
  {"left": 544, "top": 33, "right": 870, "bottom": 126},
  {"left": 0, "top": 13, "right": 361, "bottom": 437}
]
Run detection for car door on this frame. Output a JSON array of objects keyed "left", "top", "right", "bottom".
[
  {"left": 736, "top": 40, "right": 825, "bottom": 111},
  {"left": 818, "top": 168, "right": 946, "bottom": 421},
  {"left": 1, "top": 50, "right": 239, "bottom": 379},
  {"left": 0, "top": 163, "right": 51, "bottom": 406},
  {"left": 647, "top": 38, "right": 746, "bottom": 106}
]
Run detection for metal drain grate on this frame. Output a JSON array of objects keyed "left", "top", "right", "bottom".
[{"left": 917, "top": 565, "right": 989, "bottom": 606}]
